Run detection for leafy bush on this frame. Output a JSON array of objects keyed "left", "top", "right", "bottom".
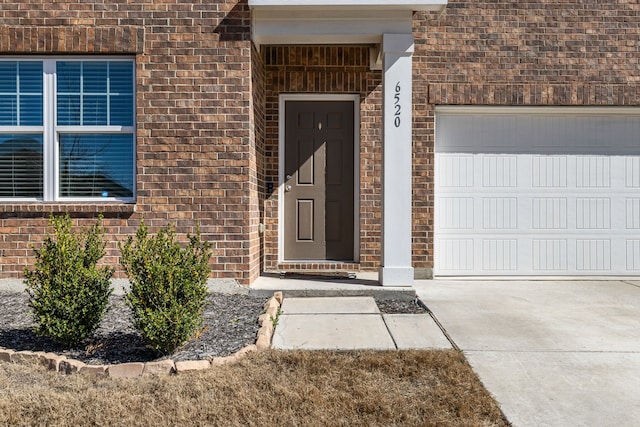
[
  {"left": 119, "top": 220, "right": 212, "bottom": 354},
  {"left": 24, "top": 214, "right": 114, "bottom": 347}
]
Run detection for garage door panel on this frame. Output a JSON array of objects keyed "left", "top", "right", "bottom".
[
  {"left": 625, "top": 157, "right": 640, "bottom": 187},
  {"left": 576, "top": 239, "right": 611, "bottom": 271},
  {"left": 532, "top": 156, "right": 567, "bottom": 188},
  {"left": 482, "top": 156, "right": 517, "bottom": 187},
  {"left": 576, "top": 198, "right": 610, "bottom": 230},
  {"left": 439, "top": 155, "right": 474, "bottom": 187},
  {"left": 438, "top": 197, "right": 474, "bottom": 229},
  {"left": 532, "top": 197, "right": 567, "bottom": 230},
  {"left": 437, "top": 113, "right": 640, "bottom": 155},
  {"left": 576, "top": 156, "right": 610, "bottom": 188},
  {"left": 435, "top": 110, "right": 640, "bottom": 276},
  {"left": 436, "top": 236, "right": 638, "bottom": 275},
  {"left": 437, "top": 239, "right": 474, "bottom": 271},
  {"left": 626, "top": 240, "right": 640, "bottom": 270},
  {"left": 482, "top": 239, "right": 518, "bottom": 271},
  {"left": 482, "top": 197, "right": 517, "bottom": 229},
  {"left": 532, "top": 239, "right": 568, "bottom": 272},
  {"left": 626, "top": 199, "right": 640, "bottom": 229}
]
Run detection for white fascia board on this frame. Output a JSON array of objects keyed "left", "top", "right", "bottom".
[
  {"left": 248, "top": 0, "right": 447, "bottom": 12},
  {"left": 435, "top": 106, "right": 640, "bottom": 116},
  {"left": 252, "top": 9, "right": 413, "bottom": 46}
]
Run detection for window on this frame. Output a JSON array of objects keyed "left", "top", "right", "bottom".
[
  {"left": 0, "top": 58, "right": 135, "bottom": 201},
  {"left": 0, "top": 61, "right": 43, "bottom": 198}
]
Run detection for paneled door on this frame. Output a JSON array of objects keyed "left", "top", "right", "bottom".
[{"left": 284, "top": 100, "right": 354, "bottom": 260}]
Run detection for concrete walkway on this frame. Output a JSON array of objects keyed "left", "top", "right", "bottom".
[
  {"left": 271, "top": 296, "right": 451, "bottom": 351},
  {"left": 262, "top": 276, "right": 640, "bottom": 426},
  {"left": 250, "top": 273, "right": 416, "bottom": 300},
  {"left": 414, "top": 280, "right": 640, "bottom": 427}
]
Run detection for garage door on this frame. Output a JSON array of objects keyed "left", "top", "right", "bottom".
[{"left": 435, "top": 107, "right": 640, "bottom": 276}]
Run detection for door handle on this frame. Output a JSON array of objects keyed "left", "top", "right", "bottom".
[{"left": 285, "top": 185, "right": 292, "bottom": 192}]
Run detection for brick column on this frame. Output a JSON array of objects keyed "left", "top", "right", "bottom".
[{"left": 379, "top": 34, "right": 414, "bottom": 287}]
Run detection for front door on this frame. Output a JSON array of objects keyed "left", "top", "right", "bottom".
[{"left": 284, "top": 100, "right": 355, "bottom": 260}]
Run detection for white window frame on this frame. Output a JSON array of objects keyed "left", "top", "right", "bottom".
[{"left": 0, "top": 56, "right": 136, "bottom": 203}]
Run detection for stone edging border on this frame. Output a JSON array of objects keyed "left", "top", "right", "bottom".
[{"left": 0, "top": 291, "right": 283, "bottom": 379}]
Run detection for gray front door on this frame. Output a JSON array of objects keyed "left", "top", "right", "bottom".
[{"left": 284, "top": 100, "right": 355, "bottom": 260}]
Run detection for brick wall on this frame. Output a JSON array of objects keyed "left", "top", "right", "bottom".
[
  {"left": 2, "top": 0, "right": 640, "bottom": 282},
  {"left": 410, "top": 0, "right": 640, "bottom": 274},
  {"left": 262, "top": 46, "right": 382, "bottom": 271},
  {"left": 0, "top": 1, "right": 259, "bottom": 283},
  {"left": 249, "top": 43, "right": 266, "bottom": 282}
]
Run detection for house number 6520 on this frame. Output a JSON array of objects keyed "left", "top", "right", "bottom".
[{"left": 394, "top": 82, "right": 401, "bottom": 128}]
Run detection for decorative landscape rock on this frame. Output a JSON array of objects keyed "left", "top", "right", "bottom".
[
  {"left": 79, "top": 365, "right": 108, "bottom": 377},
  {"left": 0, "top": 292, "right": 266, "bottom": 365},
  {"left": 107, "top": 362, "right": 145, "bottom": 378},
  {"left": 10, "top": 351, "right": 39, "bottom": 364},
  {"left": 233, "top": 344, "right": 257, "bottom": 360},
  {"left": 264, "top": 297, "right": 279, "bottom": 314},
  {"left": 175, "top": 360, "right": 211, "bottom": 372},
  {"left": 60, "top": 359, "right": 86, "bottom": 374},
  {"left": 0, "top": 292, "right": 285, "bottom": 377},
  {"left": 143, "top": 360, "right": 176, "bottom": 376},
  {"left": 255, "top": 296, "right": 280, "bottom": 350},
  {"left": 0, "top": 349, "right": 14, "bottom": 363},
  {"left": 273, "top": 291, "right": 283, "bottom": 305},
  {"left": 38, "top": 352, "right": 64, "bottom": 370},
  {"left": 256, "top": 334, "right": 271, "bottom": 350}
]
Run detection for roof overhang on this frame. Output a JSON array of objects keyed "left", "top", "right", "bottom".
[
  {"left": 248, "top": 0, "right": 448, "bottom": 47},
  {"left": 249, "top": 0, "right": 447, "bottom": 12}
]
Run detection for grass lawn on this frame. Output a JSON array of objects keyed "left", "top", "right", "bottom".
[{"left": 0, "top": 349, "right": 509, "bottom": 426}]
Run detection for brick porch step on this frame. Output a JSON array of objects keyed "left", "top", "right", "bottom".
[{"left": 270, "top": 262, "right": 362, "bottom": 280}]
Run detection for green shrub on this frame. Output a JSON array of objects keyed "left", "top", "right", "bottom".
[
  {"left": 24, "top": 214, "right": 114, "bottom": 347},
  {"left": 119, "top": 220, "right": 212, "bottom": 354}
]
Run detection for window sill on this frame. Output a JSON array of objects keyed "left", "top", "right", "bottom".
[{"left": 0, "top": 202, "right": 137, "bottom": 215}]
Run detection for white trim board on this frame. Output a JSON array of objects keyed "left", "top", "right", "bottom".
[
  {"left": 248, "top": 0, "right": 448, "bottom": 48},
  {"left": 249, "top": 0, "right": 447, "bottom": 12},
  {"left": 436, "top": 106, "right": 640, "bottom": 116}
]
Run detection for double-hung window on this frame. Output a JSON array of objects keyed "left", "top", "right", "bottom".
[{"left": 0, "top": 58, "right": 135, "bottom": 202}]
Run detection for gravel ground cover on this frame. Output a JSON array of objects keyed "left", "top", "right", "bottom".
[
  {"left": 0, "top": 291, "right": 424, "bottom": 365},
  {"left": 0, "top": 292, "right": 267, "bottom": 364},
  {"left": 376, "top": 297, "right": 427, "bottom": 314}
]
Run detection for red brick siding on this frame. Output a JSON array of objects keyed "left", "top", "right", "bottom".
[
  {"left": 2, "top": 0, "right": 640, "bottom": 281},
  {"left": 0, "top": 1, "right": 258, "bottom": 283},
  {"left": 411, "top": 0, "right": 640, "bottom": 274},
  {"left": 0, "top": 26, "right": 144, "bottom": 54},
  {"left": 249, "top": 43, "right": 266, "bottom": 282}
]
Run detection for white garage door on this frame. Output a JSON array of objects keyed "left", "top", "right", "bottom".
[{"left": 435, "top": 107, "right": 640, "bottom": 276}]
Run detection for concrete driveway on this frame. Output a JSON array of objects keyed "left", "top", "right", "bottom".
[{"left": 414, "top": 280, "right": 640, "bottom": 427}]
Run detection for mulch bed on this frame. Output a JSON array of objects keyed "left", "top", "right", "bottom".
[{"left": 0, "top": 291, "right": 425, "bottom": 365}]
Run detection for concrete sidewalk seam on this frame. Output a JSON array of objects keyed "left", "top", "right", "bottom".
[
  {"left": 282, "top": 313, "right": 384, "bottom": 316},
  {"left": 415, "top": 297, "right": 460, "bottom": 350},
  {"left": 621, "top": 280, "right": 640, "bottom": 289},
  {"left": 380, "top": 315, "right": 400, "bottom": 350},
  {"left": 423, "top": 308, "right": 460, "bottom": 351}
]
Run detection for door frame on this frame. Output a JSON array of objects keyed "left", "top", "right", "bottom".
[{"left": 278, "top": 93, "right": 361, "bottom": 263}]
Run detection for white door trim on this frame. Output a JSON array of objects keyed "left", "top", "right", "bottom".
[{"left": 278, "top": 93, "right": 361, "bottom": 263}]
